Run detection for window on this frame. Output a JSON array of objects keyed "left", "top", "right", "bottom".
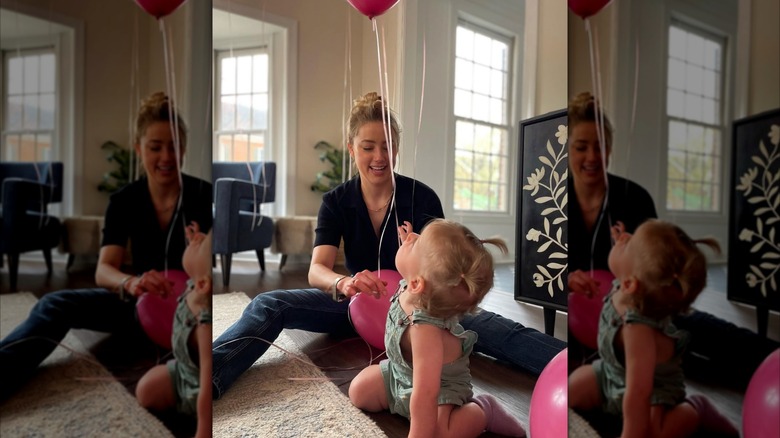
[
  {"left": 665, "top": 23, "right": 724, "bottom": 212},
  {"left": 452, "top": 21, "right": 512, "bottom": 213},
  {"left": 2, "top": 47, "right": 57, "bottom": 162},
  {"left": 214, "top": 47, "right": 269, "bottom": 162}
]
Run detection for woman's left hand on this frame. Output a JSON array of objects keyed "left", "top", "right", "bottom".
[
  {"left": 128, "top": 269, "right": 174, "bottom": 298},
  {"left": 346, "top": 270, "right": 388, "bottom": 299}
]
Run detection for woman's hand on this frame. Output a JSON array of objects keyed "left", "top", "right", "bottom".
[
  {"left": 344, "top": 270, "right": 388, "bottom": 299},
  {"left": 568, "top": 270, "right": 601, "bottom": 298},
  {"left": 126, "top": 270, "right": 174, "bottom": 298}
]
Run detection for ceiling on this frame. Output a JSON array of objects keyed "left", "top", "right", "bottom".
[{"left": 0, "top": 8, "right": 70, "bottom": 41}]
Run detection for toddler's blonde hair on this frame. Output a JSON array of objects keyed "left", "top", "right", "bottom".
[
  {"left": 629, "top": 219, "right": 720, "bottom": 319},
  {"left": 413, "top": 219, "right": 508, "bottom": 320}
]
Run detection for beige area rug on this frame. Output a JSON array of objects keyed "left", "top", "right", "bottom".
[
  {"left": 213, "top": 292, "right": 386, "bottom": 437},
  {"left": 568, "top": 408, "right": 602, "bottom": 438},
  {"left": 0, "top": 292, "right": 173, "bottom": 438}
]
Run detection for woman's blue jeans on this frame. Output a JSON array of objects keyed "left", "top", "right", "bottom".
[
  {"left": 0, "top": 289, "right": 141, "bottom": 399},
  {"left": 211, "top": 288, "right": 566, "bottom": 399}
]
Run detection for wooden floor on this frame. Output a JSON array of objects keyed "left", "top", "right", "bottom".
[{"left": 3, "top": 254, "right": 779, "bottom": 437}]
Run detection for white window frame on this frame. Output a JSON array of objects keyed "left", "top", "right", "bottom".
[
  {"left": 213, "top": 1, "right": 297, "bottom": 219},
  {"left": 214, "top": 46, "right": 271, "bottom": 163},
  {"left": 451, "top": 19, "right": 514, "bottom": 214},
  {"left": 664, "top": 20, "right": 727, "bottom": 213},
  {"left": 0, "top": 6, "right": 83, "bottom": 218}
]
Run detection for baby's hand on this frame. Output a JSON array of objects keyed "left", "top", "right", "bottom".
[
  {"left": 610, "top": 221, "right": 626, "bottom": 242},
  {"left": 397, "top": 220, "right": 412, "bottom": 242},
  {"left": 185, "top": 221, "right": 201, "bottom": 243}
]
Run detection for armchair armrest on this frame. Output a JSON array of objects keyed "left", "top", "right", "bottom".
[{"left": 1, "top": 178, "right": 58, "bottom": 216}]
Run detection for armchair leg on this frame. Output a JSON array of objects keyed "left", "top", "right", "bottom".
[
  {"left": 0, "top": 253, "right": 4, "bottom": 269},
  {"left": 279, "top": 254, "right": 288, "bottom": 271},
  {"left": 66, "top": 254, "right": 75, "bottom": 272},
  {"left": 256, "top": 249, "right": 266, "bottom": 272},
  {"left": 220, "top": 254, "right": 233, "bottom": 287},
  {"left": 43, "top": 248, "right": 53, "bottom": 275},
  {"left": 8, "top": 253, "right": 20, "bottom": 291}
]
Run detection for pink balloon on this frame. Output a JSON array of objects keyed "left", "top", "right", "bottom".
[
  {"left": 348, "top": 269, "right": 403, "bottom": 350},
  {"left": 568, "top": 269, "right": 614, "bottom": 350},
  {"left": 346, "top": 0, "right": 400, "bottom": 19},
  {"left": 135, "top": 0, "right": 186, "bottom": 19},
  {"left": 568, "top": 0, "right": 611, "bottom": 19},
  {"left": 743, "top": 349, "right": 780, "bottom": 438},
  {"left": 530, "top": 348, "right": 568, "bottom": 438},
  {"left": 136, "top": 269, "right": 189, "bottom": 349}
]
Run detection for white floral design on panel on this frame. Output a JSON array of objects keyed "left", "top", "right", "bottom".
[
  {"left": 736, "top": 124, "right": 780, "bottom": 297},
  {"left": 522, "top": 124, "right": 568, "bottom": 297}
]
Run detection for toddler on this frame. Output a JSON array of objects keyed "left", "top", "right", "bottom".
[{"left": 349, "top": 219, "right": 526, "bottom": 437}]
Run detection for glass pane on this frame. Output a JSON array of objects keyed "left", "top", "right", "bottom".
[
  {"left": 453, "top": 180, "right": 472, "bottom": 210},
  {"left": 490, "top": 69, "right": 505, "bottom": 99},
  {"left": 668, "top": 150, "right": 686, "bottom": 180},
  {"left": 686, "top": 32, "right": 704, "bottom": 66},
  {"left": 5, "top": 134, "right": 21, "bottom": 160},
  {"left": 473, "top": 153, "right": 490, "bottom": 181},
  {"left": 253, "top": 54, "right": 268, "bottom": 93},
  {"left": 455, "top": 58, "right": 473, "bottom": 91},
  {"left": 702, "top": 98, "right": 717, "bottom": 124},
  {"left": 473, "top": 64, "right": 491, "bottom": 95},
  {"left": 454, "top": 89, "right": 473, "bottom": 118},
  {"left": 492, "top": 127, "right": 507, "bottom": 156},
  {"left": 472, "top": 182, "right": 490, "bottom": 210},
  {"left": 472, "top": 93, "right": 490, "bottom": 123},
  {"left": 668, "top": 58, "right": 685, "bottom": 90},
  {"left": 489, "top": 98, "right": 504, "bottom": 125},
  {"left": 232, "top": 133, "right": 250, "bottom": 162},
  {"left": 217, "top": 134, "right": 233, "bottom": 161},
  {"left": 456, "top": 120, "right": 475, "bottom": 151},
  {"left": 8, "top": 57, "right": 23, "bottom": 94},
  {"left": 221, "top": 57, "right": 236, "bottom": 94},
  {"left": 701, "top": 183, "right": 712, "bottom": 210},
  {"left": 702, "top": 70, "right": 717, "bottom": 99},
  {"left": 252, "top": 94, "right": 268, "bottom": 130},
  {"left": 688, "top": 124, "right": 705, "bottom": 153},
  {"left": 474, "top": 33, "right": 492, "bottom": 66},
  {"left": 23, "top": 56, "right": 40, "bottom": 93},
  {"left": 250, "top": 133, "right": 265, "bottom": 160},
  {"left": 237, "top": 56, "right": 252, "bottom": 94},
  {"left": 37, "top": 133, "right": 52, "bottom": 161},
  {"left": 7, "top": 96, "right": 23, "bottom": 129},
  {"left": 685, "top": 64, "right": 703, "bottom": 95},
  {"left": 703, "top": 40, "right": 720, "bottom": 70},
  {"left": 474, "top": 124, "right": 492, "bottom": 153},
  {"left": 684, "top": 93, "right": 702, "bottom": 122},
  {"left": 456, "top": 27, "right": 474, "bottom": 59},
  {"left": 220, "top": 95, "right": 236, "bottom": 130},
  {"left": 236, "top": 95, "right": 251, "bottom": 130},
  {"left": 702, "top": 154, "right": 715, "bottom": 181},
  {"left": 689, "top": 152, "right": 704, "bottom": 179},
  {"left": 669, "top": 26, "right": 686, "bottom": 60},
  {"left": 667, "top": 180, "right": 685, "bottom": 210},
  {"left": 667, "top": 89, "right": 684, "bottom": 117},
  {"left": 491, "top": 40, "right": 507, "bottom": 71},
  {"left": 23, "top": 95, "right": 39, "bottom": 130},
  {"left": 40, "top": 53, "right": 56, "bottom": 93},
  {"left": 20, "top": 133, "right": 36, "bottom": 161},
  {"left": 669, "top": 121, "right": 687, "bottom": 150},
  {"left": 455, "top": 150, "right": 474, "bottom": 179},
  {"left": 684, "top": 182, "right": 703, "bottom": 210},
  {"left": 710, "top": 183, "right": 720, "bottom": 210},
  {"left": 39, "top": 93, "right": 56, "bottom": 130}
]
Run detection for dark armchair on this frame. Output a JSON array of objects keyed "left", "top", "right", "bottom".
[
  {"left": 212, "top": 162, "right": 276, "bottom": 286},
  {"left": 0, "top": 162, "right": 64, "bottom": 290}
]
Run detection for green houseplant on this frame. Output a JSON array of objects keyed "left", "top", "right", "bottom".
[
  {"left": 310, "top": 140, "right": 347, "bottom": 193},
  {"left": 97, "top": 141, "right": 133, "bottom": 194}
]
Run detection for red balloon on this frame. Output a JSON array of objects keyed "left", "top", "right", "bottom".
[
  {"left": 135, "top": 0, "right": 186, "bottom": 19},
  {"left": 348, "top": 269, "right": 402, "bottom": 350},
  {"left": 530, "top": 348, "right": 568, "bottom": 438},
  {"left": 743, "top": 349, "right": 780, "bottom": 438},
  {"left": 568, "top": 0, "right": 611, "bottom": 19},
  {"left": 346, "top": 0, "right": 400, "bottom": 19},
  {"left": 568, "top": 269, "right": 614, "bottom": 350},
  {"left": 136, "top": 269, "right": 189, "bottom": 349}
]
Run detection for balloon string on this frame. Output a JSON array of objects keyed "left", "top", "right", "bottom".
[
  {"left": 411, "top": 32, "right": 427, "bottom": 232},
  {"left": 584, "top": 18, "right": 613, "bottom": 273},
  {"left": 625, "top": 37, "right": 640, "bottom": 194},
  {"left": 159, "top": 18, "right": 185, "bottom": 276},
  {"left": 343, "top": 7, "right": 353, "bottom": 182}
]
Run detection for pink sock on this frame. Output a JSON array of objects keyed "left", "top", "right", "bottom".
[
  {"left": 686, "top": 394, "right": 739, "bottom": 437},
  {"left": 472, "top": 394, "right": 527, "bottom": 437}
]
